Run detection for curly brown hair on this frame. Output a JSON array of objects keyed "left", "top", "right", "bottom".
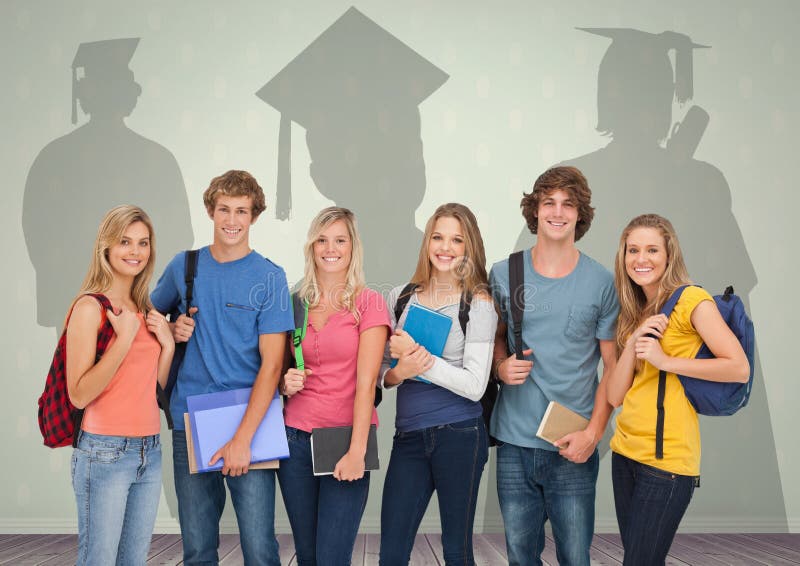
[
  {"left": 203, "top": 170, "right": 267, "bottom": 219},
  {"left": 520, "top": 166, "right": 594, "bottom": 242}
]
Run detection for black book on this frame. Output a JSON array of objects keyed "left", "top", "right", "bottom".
[{"left": 310, "top": 424, "right": 379, "bottom": 476}]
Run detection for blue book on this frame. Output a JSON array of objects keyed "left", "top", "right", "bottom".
[
  {"left": 395, "top": 303, "right": 452, "bottom": 383},
  {"left": 187, "top": 387, "right": 289, "bottom": 473}
]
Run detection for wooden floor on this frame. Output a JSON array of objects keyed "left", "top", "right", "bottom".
[{"left": 1, "top": 532, "right": 799, "bottom": 565}]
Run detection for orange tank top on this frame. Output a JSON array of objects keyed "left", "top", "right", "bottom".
[{"left": 82, "top": 313, "right": 161, "bottom": 436}]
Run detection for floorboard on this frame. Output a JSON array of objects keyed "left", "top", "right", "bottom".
[{"left": 0, "top": 533, "right": 797, "bottom": 565}]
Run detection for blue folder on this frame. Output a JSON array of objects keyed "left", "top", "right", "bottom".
[
  {"left": 396, "top": 303, "right": 452, "bottom": 383},
  {"left": 187, "top": 387, "right": 289, "bottom": 473}
]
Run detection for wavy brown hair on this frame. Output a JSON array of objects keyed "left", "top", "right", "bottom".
[
  {"left": 614, "top": 214, "right": 692, "bottom": 353},
  {"left": 520, "top": 166, "right": 594, "bottom": 241},
  {"left": 409, "top": 203, "right": 489, "bottom": 298},
  {"left": 76, "top": 205, "right": 155, "bottom": 314},
  {"left": 203, "top": 169, "right": 267, "bottom": 219}
]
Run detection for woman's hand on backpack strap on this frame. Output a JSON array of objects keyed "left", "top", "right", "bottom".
[
  {"left": 146, "top": 310, "right": 174, "bottom": 349},
  {"left": 281, "top": 368, "right": 309, "bottom": 397},
  {"left": 107, "top": 309, "right": 140, "bottom": 348},
  {"left": 629, "top": 314, "right": 669, "bottom": 346},
  {"left": 634, "top": 336, "right": 668, "bottom": 369}
]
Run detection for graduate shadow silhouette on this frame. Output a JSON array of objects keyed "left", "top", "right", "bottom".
[
  {"left": 22, "top": 37, "right": 193, "bottom": 521},
  {"left": 512, "top": 27, "right": 787, "bottom": 529}
]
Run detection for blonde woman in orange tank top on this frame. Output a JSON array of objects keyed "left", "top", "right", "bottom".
[{"left": 65, "top": 205, "right": 175, "bottom": 566}]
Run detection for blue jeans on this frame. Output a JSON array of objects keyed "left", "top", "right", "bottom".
[
  {"left": 379, "top": 417, "right": 489, "bottom": 566},
  {"left": 172, "top": 430, "right": 279, "bottom": 566},
  {"left": 496, "top": 443, "right": 598, "bottom": 566},
  {"left": 612, "top": 452, "right": 696, "bottom": 565},
  {"left": 277, "top": 426, "right": 370, "bottom": 566},
  {"left": 71, "top": 431, "right": 161, "bottom": 566}
]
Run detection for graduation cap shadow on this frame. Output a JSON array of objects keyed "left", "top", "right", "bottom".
[
  {"left": 257, "top": 6, "right": 448, "bottom": 288},
  {"left": 512, "top": 27, "right": 787, "bottom": 528},
  {"left": 22, "top": 37, "right": 192, "bottom": 522}
]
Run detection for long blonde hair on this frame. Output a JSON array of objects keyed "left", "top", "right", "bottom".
[
  {"left": 614, "top": 214, "right": 691, "bottom": 352},
  {"left": 298, "top": 207, "right": 365, "bottom": 319},
  {"left": 77, "top": 205, "right": 156, "bottom": 313},
  {"left": 410, "top": 203, "right": 489, "bottom": 297}
]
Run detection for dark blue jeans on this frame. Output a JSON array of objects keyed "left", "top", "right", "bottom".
[
  {"left": 172, "top": 430, "right": 280, "bottom": 566},
  {"left": 497, "top": 443, "right": 598, "bottom": 566},
  {"left": 277, "top": 426, "right": 370, "bottom": 566},
  {"left": 379, "top": 417, "right": 489, "bottom": 566},
  {"left": 612, "top": 452, "right": 696, "bottom": 565}
]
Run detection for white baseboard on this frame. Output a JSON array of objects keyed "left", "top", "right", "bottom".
[{"left": 1, "top": 517, "right": 797, "bottom": 534}]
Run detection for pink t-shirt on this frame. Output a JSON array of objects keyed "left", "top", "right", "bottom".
[{"left": 284, "top": 287, "right": 389, "bottom": 432}]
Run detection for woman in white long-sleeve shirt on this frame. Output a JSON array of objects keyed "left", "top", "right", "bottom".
[{"left": 379, "top": 203, "right": 498, "bottom": 566}]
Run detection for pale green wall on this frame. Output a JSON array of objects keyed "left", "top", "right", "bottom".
[{"left": 2, "top": 0, "right": 798, "bottom": 534}]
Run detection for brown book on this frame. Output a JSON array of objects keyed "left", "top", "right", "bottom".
[
  {"left": 184, "top": 413, "right": 279, "bottom": 474},
  {"left": 536, "top": 401, "right": 589, "bottom": 446}
]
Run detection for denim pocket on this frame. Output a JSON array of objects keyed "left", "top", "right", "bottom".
[
  {"left": 565, "top": 305, "right": 598, "bottom": 340},
  {"left": 92, "top": 447, "right": 124, "bottom": 464},
  {"left": 639, "top": 463, "right": 677, "bottom": 481},
  {"left": 445, "top": 418, "right": 480, "bottom": 433}
]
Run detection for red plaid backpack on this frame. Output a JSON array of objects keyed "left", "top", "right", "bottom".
[{"left": 38, "top": 293, "right": 115, "bottom": 448}]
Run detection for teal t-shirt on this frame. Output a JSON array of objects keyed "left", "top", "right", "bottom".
[
  {"left": 488, "top": 250, "right": 619, "bottom": 450},
  {"left": 151, "top": 247, "right": 294, "bottom": 430}
]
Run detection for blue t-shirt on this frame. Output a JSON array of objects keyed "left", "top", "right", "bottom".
[
  {"left": 151, "top": 247, "right": 294, "bottom": 430},
  {"left": 489, "top": 250, "right": 619, "bottom": 450}
]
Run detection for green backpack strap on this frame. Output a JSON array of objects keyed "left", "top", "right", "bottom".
[{"left": 291, "top": 293, "right": 309, "bottom": 370}]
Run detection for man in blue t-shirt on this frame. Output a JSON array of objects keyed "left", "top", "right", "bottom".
[
  {"left": 489, "top": 166, "right": 619, "bottom": 566},
  {"left": 152, "top": 170, "right": 293, "bottom": 566}
]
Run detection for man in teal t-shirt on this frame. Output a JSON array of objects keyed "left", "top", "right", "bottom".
[{"left": 489, "top": 166, "right": 619, "bottom": 566}]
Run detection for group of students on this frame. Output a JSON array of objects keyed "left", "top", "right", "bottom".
[{"left": 63, "top": 165, "right": 749, "bottom": 566}]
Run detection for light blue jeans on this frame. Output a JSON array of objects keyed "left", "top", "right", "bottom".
[
  {"left": 497, "top": 443, "right": 598, "bottom": 566},
  {"left": 71, "top": 431, "right": 161, "bottom": 566}
]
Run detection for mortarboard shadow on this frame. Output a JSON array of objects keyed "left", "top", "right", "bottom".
[
  {"left": 257, "top": 7, "right": 451, "bottom": 529},
  {"left": 21, "top": 37, "right": 192, "bottom": 521},
  {"left": 512, "top": 27, "right": 786, "bottom": 528},
  {"left": 256, "top": 6, "right": 448, "bottom": 289}
]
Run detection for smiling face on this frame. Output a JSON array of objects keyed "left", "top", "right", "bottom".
[
  {"left": 427, "top": 216, "right": 466, "bottom": 276},
  {"left": 625, "top": 226, "right": 668, "bottom": 297},
  {"left": 535, "top": 189, "right": 579, "bottom": 244},
  {"left": 313, "top": 219, "right": 352, "bottom": 278},
  {"left": 209, "top": 195, "right": 254, "bottom": 253},
  {"left": 107, "top": 221, "right": 150, "bottom": 279}
]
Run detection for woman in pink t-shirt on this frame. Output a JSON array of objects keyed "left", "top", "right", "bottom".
[
  {"left": 66, "top": 205, "right": 174, "bottom": 565},
  {"left": 279, "top": 207, "right": 390, "bottom": 566}
]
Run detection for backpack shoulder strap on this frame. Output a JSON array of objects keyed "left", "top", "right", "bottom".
[
  {"left": 394, "top": 283, "right": 419, "bottom": 323},
  {"left": 658, "top": 285, "right": 692, "bottom": 318},
  {"left": 458, "top": 291, "right": 472, "bottom": 336},
  {"left": 291, "top": 293, "right": 308, "bottom": 371},
  {"left": 184, "top": 249, "right": 199, "bottom": 308},
  {"left": 508, "top": 250, "right": 525, "bottom": 357}
]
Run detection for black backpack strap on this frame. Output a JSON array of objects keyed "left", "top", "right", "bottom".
[
  {"left": 159, "top": 249, "right": 200, "bottom": 430},
  {"left": 508, "top": 250, "right": 526, "bottom": 358},
  {"left": 653, "top": 284, "right": 690, "bottom": 459},
  {"left": 655, "top": 369, "right": 667, "bottom": 459},
  {"left": 184, "top": 249, "right": 199, "bottom": 309},
  {"left": 394, "top": 283, "right": 419, "bottom": 323},
  {"left": 458, "top": 290, "right": 472, "bottom": 336}
]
